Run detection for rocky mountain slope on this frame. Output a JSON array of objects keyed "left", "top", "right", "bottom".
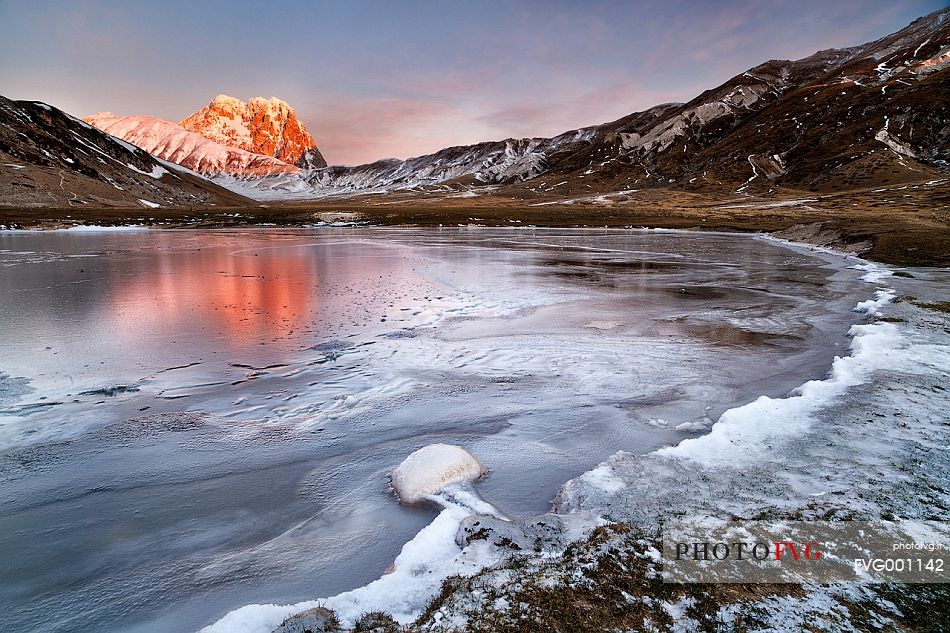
[
  {"left": 84, "top": 113, "right": 301, "bottom": 178},
  {"left": 217, "top": 128, "right": 599, "bottom": 199},
  {"left": 236, "top": 8, "right": 947, "bottom": 201},
  {"left": 0, "top": 96, "right": 251, "bottom": 208},
  {"left": 180, "top": 95, "right": 326, "bottom": 169},
  {"left": 214, "top": 127, "right": 605, "bottom": 201},
  {"left": 540, "top": 6, "right": 950, "bottom": 196}
]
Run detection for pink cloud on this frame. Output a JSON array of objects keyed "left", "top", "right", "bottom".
[
  {"left": 299, "top": 97, "right": 466, "bottom": 165},
  {"left": 474, "top": 79, "right": 690, "bottom": 141}
]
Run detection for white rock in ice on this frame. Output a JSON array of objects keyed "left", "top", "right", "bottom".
[{"left": 391, "top": 444, "right": 486, "bottom": 503}]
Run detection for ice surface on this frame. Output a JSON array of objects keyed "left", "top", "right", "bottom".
[
  {"left": 0, "top": 228, "right": 883, "bottom": 633},
  {"left": 653, "top": 255, "right": 948, "bottom": 468},
  {"left": 406, "top": 244, "right": 950, "bottom": 631},
  {"left": 555, "top": 262, "right": 950, "bottom": 530},
  {"left": 203, "top": 445, "right": 504, "bottom": 632},
  {"left": 654, "top": 319, "right": 908, "bottom": 467}
]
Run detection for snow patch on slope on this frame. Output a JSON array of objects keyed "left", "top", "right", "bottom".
[{"left": 874, "top": 129, "right": 917, "bottom": 158}]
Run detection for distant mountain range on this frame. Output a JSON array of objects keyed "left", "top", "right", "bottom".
[
  {"left": 1, "top": 8, "right": 947, "bottom": 208},
  {"left": 255, "top": 7, "right": 947, "bottom": 201}
]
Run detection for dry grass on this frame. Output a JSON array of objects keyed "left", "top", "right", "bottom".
[
  {"left": 405, "top": 523, "right": 950, "bottom": 633},
  {"left": 3, "top": 180, "right": 947, "bottom": 266},
  {"left": 913, "top": 301, "right": 950, "bottom": 314}
]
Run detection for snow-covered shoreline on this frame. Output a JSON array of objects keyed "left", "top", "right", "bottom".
[
  {"left": 197, "top": 233, "right": 950, "bottom": 632},
  {"left": 0, "top": 224, "right": 152, "bottom": 233},
  {"left": 557, "top": 258, "right": 948, "bottom": 518},
  {"left": 418, "top": 246, "right": 949, "bottom": 631}
]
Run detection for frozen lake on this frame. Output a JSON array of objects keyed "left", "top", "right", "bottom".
[{"left": 0, "top": 227, "right": 870, "bottom": 632}]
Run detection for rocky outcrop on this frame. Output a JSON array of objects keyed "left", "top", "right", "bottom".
[
  {"left": 180, "top": 95, "right": 327, "bottom": 169},
  {"left": 352, "top": 612, "right": 399, "bottom": 632},
  {"left": 272, "top": 607, "right": 339, "bottom": 633},
  {"left": 269, "top": 609, "right": 398, "bottom": 633}
]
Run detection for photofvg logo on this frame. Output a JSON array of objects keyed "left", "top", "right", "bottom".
[
  {"left": 673, "top": 539, "right": 824, "bottom": 563},
  {"left": 662, "top": 519, "right": 949, "bottom": 584}
]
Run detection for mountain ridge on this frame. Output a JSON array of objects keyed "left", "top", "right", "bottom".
[
  {"left": 224, "top": 7, "right": 945, "bottom": 201},
  {"left": 2, "top": 9, "right": 947, "bottom": 211},
  {"left": 0, "top": 96, "right": 252, "bottom": 208}
]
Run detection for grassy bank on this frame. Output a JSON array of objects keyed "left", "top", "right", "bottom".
[{"left": 3, "top": 183, "right": 948, "bottom": 266}]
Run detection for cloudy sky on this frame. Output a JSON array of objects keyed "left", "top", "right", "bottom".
[{"left": 0, "top": 0, "right": 942, "bottom": 165}]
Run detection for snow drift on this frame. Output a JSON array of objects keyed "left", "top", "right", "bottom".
[
  {"left": 391, "top": 443, "right": 486, "bottom": 503},
  {"left": 200, "top": 444, "right": 498, "bottom": 632}
]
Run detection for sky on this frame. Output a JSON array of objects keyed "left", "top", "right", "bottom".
[{"left": 0, "top": 0, "right": 943, "bottom": 165}]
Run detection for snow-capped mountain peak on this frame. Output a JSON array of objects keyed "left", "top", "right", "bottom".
[
  {"left": 83, "top": 113, "right": 301, "bottom": 178},
  {"left": 179, "top": 95, "right": 326, "bottom": 169}
]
